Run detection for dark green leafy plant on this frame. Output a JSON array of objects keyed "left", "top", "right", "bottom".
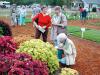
[
  {"left": 0, "top": 20, "right": 12, "bottom": 36},
  {"left": 0, "top": 27, "right": 3, "bottom": 36}
]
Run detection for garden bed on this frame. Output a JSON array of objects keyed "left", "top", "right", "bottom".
[{"left": 1, "top": 17, "right": 100, "bottom": 75}]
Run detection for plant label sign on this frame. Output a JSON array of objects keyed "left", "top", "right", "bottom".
[{"left": 81, "top": 28, "right": 86, "bottom": 38}]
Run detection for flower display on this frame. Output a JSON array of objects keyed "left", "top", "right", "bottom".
[
  {"left": 0, "top": 36, "right": 17, "bottom": 54},
  {"left": 60, "top": 68, "right": 79, "bottom": 75},
  {"left": 15, "top": 53, "right": 33, "bottom": 61},
  {"left": 0, "top": 54, "right": 14, "bottom": 72},
  {"left": 0, "top": 36, "right": 49, "bottom": 75},
  {"left": 17, "top": 39, "right": 59, "bottom": 73},
  {"left": 8, "top": 67, "right": 24, "bottom": 75},
  {"left": 0, "top": 53, "right": 49, "bottom": 75}
]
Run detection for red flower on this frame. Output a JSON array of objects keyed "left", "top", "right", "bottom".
[
  {"left": 24, "top": 70, "right": 31, "bottom": 75},
  {"left": 24, "top": 61, "right": 33, "bottom": 70},
  {"left": 8, "top": 67, "right": 24, "bottom": 75},
  {"left": 15, "top": 53, "right": 32, "bottom": 61},
  {"left": 32, "top": 60, "right": 49, "bottom": 75},
  {"left": 0, "top": 54, "right": 14, "bottom": 72},
  {"left": 0, "top": 61, "right": 5, "bottom": 72},
  {"left": 0, "top": 36, "right": 17, "bottom": 54},
  {"left": 13, "top": 60, "right": 49, "bottom": 75},
  {"left": 13, "top": 60, "right": 25, "bottom": 68}
]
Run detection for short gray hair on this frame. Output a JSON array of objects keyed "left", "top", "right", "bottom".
[{"left": 54, "top": 6, "right": 61, "bottom": 11}]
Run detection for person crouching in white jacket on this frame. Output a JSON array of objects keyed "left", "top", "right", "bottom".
[{"left": 56, "top": 33, "right": 77, "bottom": 67}]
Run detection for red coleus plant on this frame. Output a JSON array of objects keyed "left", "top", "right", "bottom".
[
  {"left": 0, "top": 36, "right": 17, "bottom": 54},
  {"left": 0, "top": 35, "right": 49, "bottom": 75},
  {"left": 9, "top": 60, "right": 32, "bottom": 75},
  {"left": 0, "top": 54, "right": 14, "bottom": 72},
  {"left": 32, "top": 60, "right": 49, "bottom": 75},
  {"left": 0, "top": 53, "right": 49, "bottom": 75},
  {"left": 8, "top": 67, "right": 24, "bottom": 75},
  {"left": 15, "top": 53, "right": 33, "bottom": 61},
  {"left": 10, "top": 60, "right": 49, "bottom": 75}
]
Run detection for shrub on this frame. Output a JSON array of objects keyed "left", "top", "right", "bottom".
[
  {"left": 17, "top": 39, "right": 59, "bottom": 73},
  {"left": 0, "top": 20, "right": 12, "bottom": 36}
]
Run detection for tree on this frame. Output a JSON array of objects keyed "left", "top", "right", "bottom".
[{"left": 63, "top": 0, "right": 74, "bottom": 8}]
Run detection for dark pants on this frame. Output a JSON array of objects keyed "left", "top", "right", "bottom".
[{"left": 35, "top": 28, "right": 48, "bottom": 42}]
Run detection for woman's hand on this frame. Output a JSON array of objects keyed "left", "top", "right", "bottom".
[
  {"left": 42, "top": 26, "right": 46, "bottom": 29},
  {"left": 48, "top": 27, "right": 51, "bottom": 29}
]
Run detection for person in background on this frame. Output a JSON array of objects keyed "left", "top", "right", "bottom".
[
  {"left": 79, "top": 6, "right": 84, "bottom": 20},
  {"left": 10, "top": 4, "right": 17, "bottom": 27},
  {"left": 79, "top": 7, "right": 87, "bottom": 25},
  {"left": 81, "top": 8, "right": 87, "bottom": 25},
  {"left": 16, "top": 6, "right": 21, "bottom": 25},
  {"left": 51, "top": 6, "right": 67, "bottom": 46},
  {"left": 31, "top": 5, "right": 41, "bottom": 18},
  {"left": 32, "top": 6, "right": 51, "bottom": 42},
  {"left": 85, "top": 7, "right": 89, "bottom": 16},
  {"left": 56, "top": 33, "right": 77, "bottom": 68},
  {"left": 19, "top": 6, "right": 27, "bottom": 26},
  {"left": 46, "top": 6, "right": 52, "bottom": 16}
]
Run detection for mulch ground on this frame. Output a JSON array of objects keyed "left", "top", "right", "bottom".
[{"left": 0, "top": 17, "right": 100, "bottom": 75}]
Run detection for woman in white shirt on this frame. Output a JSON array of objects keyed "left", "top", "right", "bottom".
[
  {"left": 51, "top": 6, "right": 67, "bottom": 46},
  {"left": 56, "top": 33, "right": 77, "bottom": 67}
]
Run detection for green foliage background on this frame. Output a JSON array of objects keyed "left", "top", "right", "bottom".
[{"left": 1, "top": 0, "right": 73, "bottom": 6}]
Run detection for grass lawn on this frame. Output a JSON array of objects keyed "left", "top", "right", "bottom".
[
  {"left": 25, "top": 18, "right": 32, "bottom": 23},
  {"left": 88, "top": 22, "right": 100, "bottom": 26},
  {"left": 67, "top": 26, "right": 100, "bottom": 43}
]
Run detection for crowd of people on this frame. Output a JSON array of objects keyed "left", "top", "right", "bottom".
[
  {"left": 10, "top": 4, "right": 27, "bottom": 26},
  {"left": 33, "top": 5, "right": 77, "bottom": 68},
  {"left": 9, "top": 5, "right": 77, "bottom": 68}
]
